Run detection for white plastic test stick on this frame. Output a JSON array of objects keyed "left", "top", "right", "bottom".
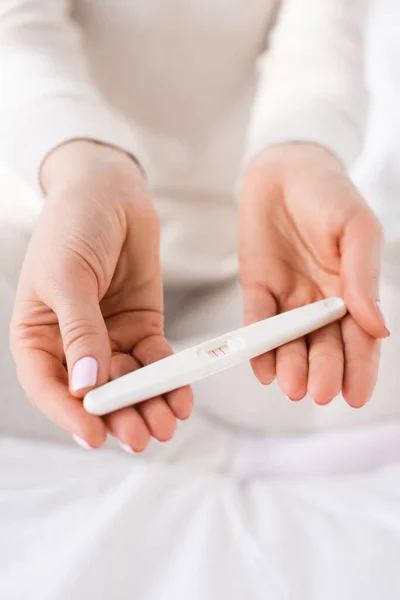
[{"left": 84, "top": 297, "right": 346, "bottom": 416}]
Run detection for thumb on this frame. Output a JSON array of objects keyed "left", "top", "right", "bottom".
[
  {"left": 341, "top": 210, "right": 389, "bottom": 338},
  {"left": 50, "top": 275, "right": 111, "bottom": 398}
]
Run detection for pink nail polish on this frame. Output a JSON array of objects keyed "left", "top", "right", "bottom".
[
  {"left": 376, "top": 301, "right": 390, "bottom": 333},
  {"left": 119, "top": 442, "right": 136, "bottom": 455},
  {"left": 71, "top": 357, "right": 98, "bottom": 392},
  {"left": 72, "top": 434, "right": 94, "bottom": 450}
]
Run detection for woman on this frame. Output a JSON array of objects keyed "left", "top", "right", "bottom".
[
  {"left": 0, "top": 0, "right": 388, "bottom": 456},
  {"left": 4, "top": 1, "right": 400, "bottom": 598}
]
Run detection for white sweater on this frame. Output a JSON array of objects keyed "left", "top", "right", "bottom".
[{"left": 0, "top": 0, "right": 368, "bottom": 286}]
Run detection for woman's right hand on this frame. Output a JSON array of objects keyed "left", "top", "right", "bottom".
[{"left": 10, "top": 140, "right": 193, "bottom": 451}]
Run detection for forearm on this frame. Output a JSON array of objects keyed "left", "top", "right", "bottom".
[
  {"left": 244, "top": 0, "right": 369, "bottom": 170},
  {"left": 0, "top": 0, "right": 144, "bottom": 194}
]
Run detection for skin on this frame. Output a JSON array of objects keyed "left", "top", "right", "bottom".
[
  {"left": 10, "top": 140, "right": 389, "bottom": 450},
  {"left": 10, "top": 141, "right": 193, "bottom": 450},
  {"left": 240, "top": 143, "right": 388, "bottom": 406}
]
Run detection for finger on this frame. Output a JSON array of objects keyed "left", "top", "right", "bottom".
[
  {"left": 133, "top": 334, "right": 194, "bottom": 420},
  {"left": 105, "top": 352, "right": 176, "bottom": 447},
  {"left": 276, "top": 337, "right": 308, "bottom": 401},
  {"left": 341, "top": 210, "right": 389, "bottom": 338},
  {"left": 47, "top": 270, "right": 111, "bottom": 398},
  {"left": 103, "top": 353, "right": 151, "bottom": 452},
  {"left": 167, "top": 387, "right": 194, "bottom": 421},
  {"left": 341, "top": 313, "right": 381, "bottom": 408},
  {"left": 239, "top": 176, "right": 281, "bottom": 384},
  {"left": 136, "top": 397, "right": 177, "bottom": 442},
  {"left": 11, "top": 343, "right": 107, "bottom": 448},
  {"left": 243, "top": 284, "right": 277, "bottom": 385},
  {"left": 307, "top": 322, "right": 344, "bottom": 405}
]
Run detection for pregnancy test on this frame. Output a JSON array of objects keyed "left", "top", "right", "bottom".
[{"left": 84, "top": 297, "right": 346, "bottom": 416}]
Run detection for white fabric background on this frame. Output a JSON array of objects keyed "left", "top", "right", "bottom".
[{"left": 1, "top": 1, "right": 400, "bottom": 598}]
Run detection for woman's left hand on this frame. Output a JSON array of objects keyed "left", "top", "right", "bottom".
[{"left": 239, "top": 143, "right": 389, "bottom": 407}]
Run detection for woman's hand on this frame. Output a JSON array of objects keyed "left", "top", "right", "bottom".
[
  {"left": 10, "top": 141, "right": 193, "bottom": 451},
  {"left": 239, "top": 144, "right": 389, "bottom": 407}
]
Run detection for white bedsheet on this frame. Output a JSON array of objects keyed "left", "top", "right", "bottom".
[
  {"left": 2, "top": 436, "right": 400, "bottom": 600},
  {"left": 1, "top": 0, "right": 400, "bottom": 597}
]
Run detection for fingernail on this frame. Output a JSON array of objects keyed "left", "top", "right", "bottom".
[
  {"left": 376, "top": 301, "right": 390, "bottom": 333},
  {"left": 119, "top": 442, "right": 136, "bottom": 455},
  {"left": 71, "top": 357, "right": 98, "bottom": 392},
  {"left": 285, "top": 395, "right": 304, "bottom": 403},
  {"left": 72, "top": 433, "right": 94, "bottom": 450}
]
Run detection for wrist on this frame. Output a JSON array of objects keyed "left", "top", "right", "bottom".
[
  {"left": 40, "top": 139, "right": 144, "bottom": 195},
  {"left": 247, "top": 142, "right": 344, "bottom": 177}
]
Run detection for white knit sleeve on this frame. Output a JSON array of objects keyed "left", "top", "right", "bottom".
[
  {"left": 244, "top": 0, "right": 369, "bottom": 169},
  {"left": 0, "top": 0, "right": 148, "bottom": 194}
]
